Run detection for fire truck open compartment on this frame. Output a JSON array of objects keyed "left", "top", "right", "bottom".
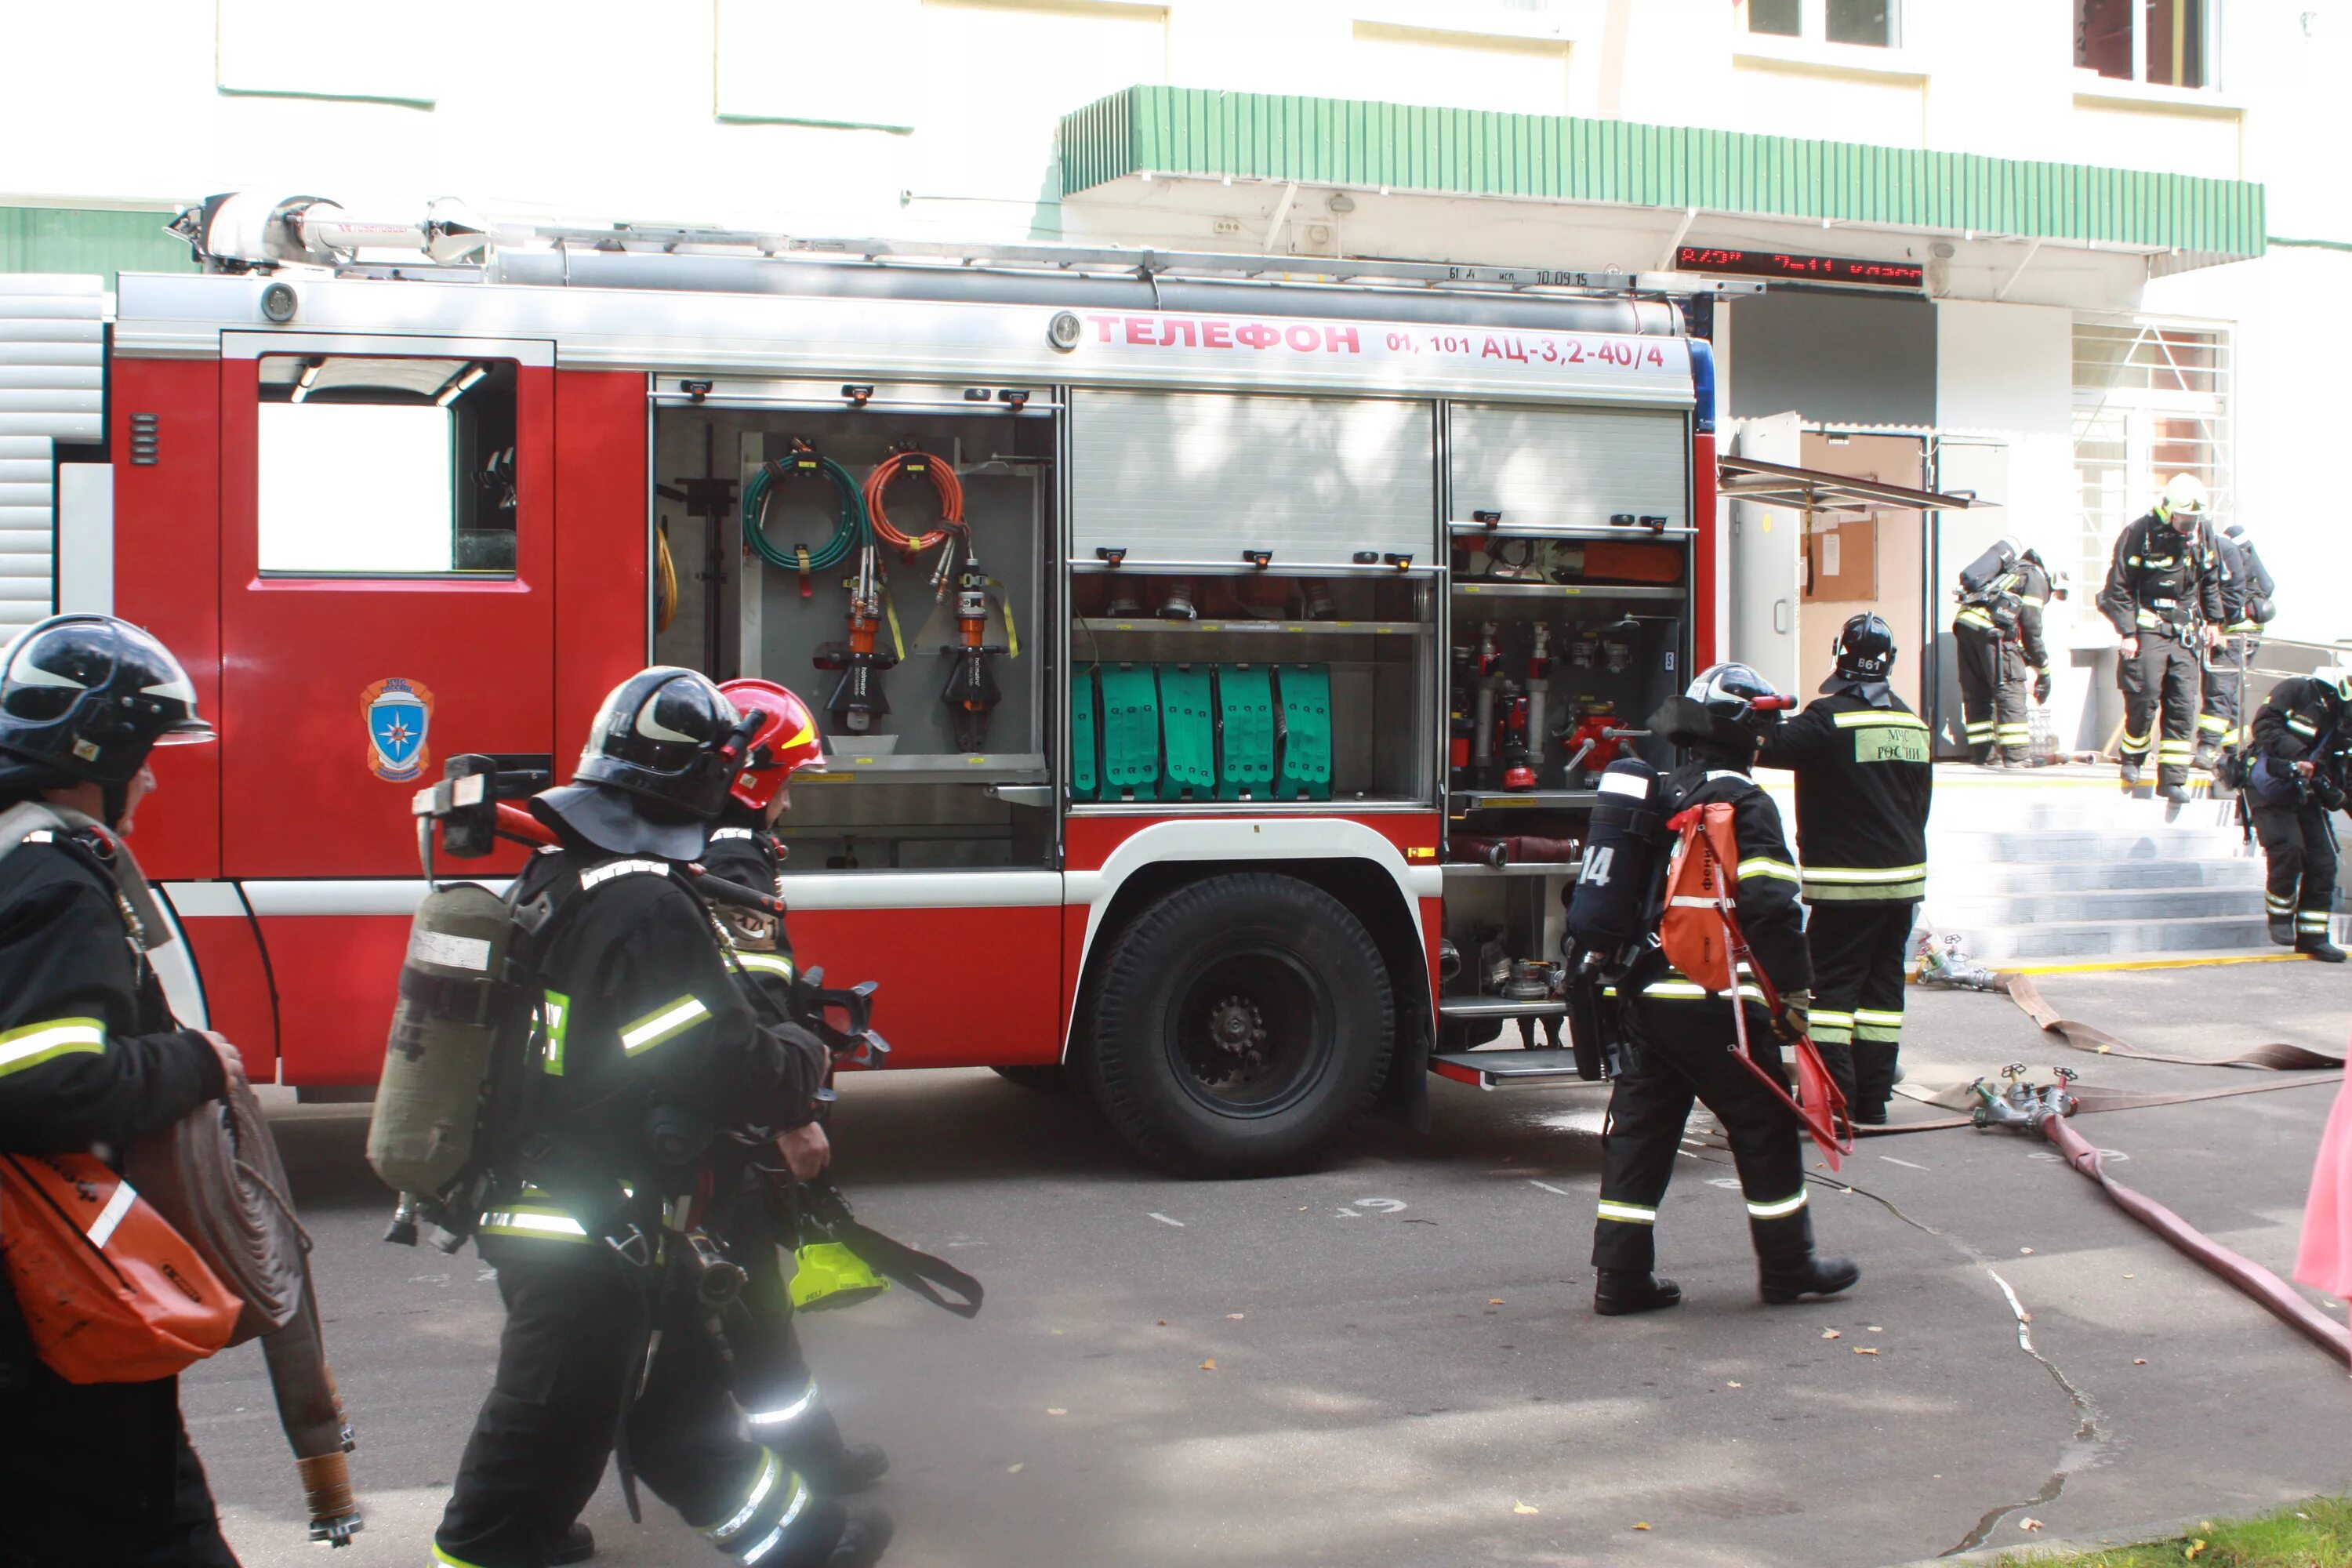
[{"left": 654, "top": 386, "right": 1056, "bottom": 870}]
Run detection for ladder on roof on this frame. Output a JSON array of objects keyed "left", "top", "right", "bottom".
[{"left": 500, "top": 223, "right": 1760, "bottom": 299}]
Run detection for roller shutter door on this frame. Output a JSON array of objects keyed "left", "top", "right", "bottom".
[
  {"left": 1447, "top": 403, "right": 1689, "bottom": 533},
  {"left": 0, "top": 275, "right": 107, "bottom": 637},
  {"left": 1070, "top": 389, "right": 1435, "bottom": 568}
]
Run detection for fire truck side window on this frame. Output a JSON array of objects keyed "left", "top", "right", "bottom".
[{"left": 255, "top": 355, "right": 519, "bottom": 576}]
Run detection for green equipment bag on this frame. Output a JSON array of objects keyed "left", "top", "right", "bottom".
[
  {"left": 1276, "top": 664, "right": 1334, "bottom": 800},
  {"left": 1069, "top": 664, "right": 1100, "bottom": 801},
  {"left": 1098, "top": 663, "right": 1161, "bottom": 800},
  {"left": 789, "top": 1242, "right": 890, "bottom": 1312},
  {"left": 368, "top": 881, "right": 519, "bottom": 1197},
  {"left": 1157, "top": 663, "right": 1217, "bottom": 801},
  {"left": 1218, "top": 665, "right": 1276, "bottom": 800}
]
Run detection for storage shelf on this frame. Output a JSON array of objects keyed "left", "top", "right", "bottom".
[
  {"left": 799, "top": 752, "right": 1048, "bottom": 784},
  {"left": 1074, "top": 618, "right": 1427, "bottom": 637},
  {"left": 1450, "top": 520, "right": 1697, "bottom": 541},
  {"left": 1452, "top": 581, "right": 1684, "bottom": 601},
  {"left": 1450, "top": 789, "right": 1601, "bottom": 813},
  {"left": 1442, "top": 858, "right": 1583, "bottom": 879}
]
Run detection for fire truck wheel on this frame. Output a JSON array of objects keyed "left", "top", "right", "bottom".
[
  {"left": 990, "top": 1065, "right": 1071, "bottom": 1093},
  {"left": 1082, "top": 873, "right": 1394, "bottom": 1177}
]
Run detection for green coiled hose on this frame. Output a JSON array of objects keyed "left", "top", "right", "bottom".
[{"left": 744, "top": 448, "right": 868, "bottom": 574}]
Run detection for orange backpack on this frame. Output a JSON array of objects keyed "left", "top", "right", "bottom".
[
  {"left": 1, "top": 1151, "right": 241, "bottom": 1383},
  {"left": 1657, "top": 801, "right": 1853, "bottom": 1167},
  {"left": 1658, "top": 802, "right": 1744, "bottom": 991}
]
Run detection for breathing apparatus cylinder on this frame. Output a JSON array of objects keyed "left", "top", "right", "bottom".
[
  {"left": 1564, "top": 757, "right": 1668, "bottom": 953},
  {"left": 1957, "top": 537, "right": 2020, "bottom": 596},
  {"left": 366, "top": 882, "right": 516, "bottom": 1200}
]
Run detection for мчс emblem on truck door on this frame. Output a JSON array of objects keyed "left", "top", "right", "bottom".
[{"left": 363, "top": 677, "right": 435, "bottom": 782}]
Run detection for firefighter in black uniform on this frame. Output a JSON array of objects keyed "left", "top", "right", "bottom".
[
  {"left": 1756, "top": 614, "right": 1933, "bottom": 1125},
  {"left": 433, "top": 667, "right": 891, "bottom": 1568},
  {"left": 2245, "top": 669, "right": 2352, "bottom": 962},
  {"left": 0, "top": 614, "right": 245, "bottom": 1568},
  {"left": 1590, "top": 663, "right": 1860, "bottom": 1316},
  {"left": 2196, "top": 522, "right": 2276, "bottom": 771},
  {"left": 2098, "top": 474, "right": 2226, "bottom": 800},
  {"left": 1951, "top": 539, "right": 2063, "bottom": 767}
]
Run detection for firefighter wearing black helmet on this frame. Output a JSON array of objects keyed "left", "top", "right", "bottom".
[
  {"left": 1589, "top": 662, "right": 1859, "bottom": 1317},
  {"left": 0, "top": 615, "right": 248, "bottom": 1568},
  {"left": 432, "top": 667, "right": 892, "bottom": 1568},
  {"left": 1756, "top": 615, "right": 1933, "bottom": 1124},
  {"left": 2098, "top": 474, "right": 2227, "bottom": 800},
  {"left": 2244, "top": 668, "right": 2352, "bottom": 963}
]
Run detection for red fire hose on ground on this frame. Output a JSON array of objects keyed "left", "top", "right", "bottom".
[{"left": 1965, "top": 1068, "right": 2350, "bottom": 1368}]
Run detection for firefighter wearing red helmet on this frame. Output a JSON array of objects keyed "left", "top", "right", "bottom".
[
  {"left": 0, "top": 615, "right": 247, "bottom": 1568},
  {"left": 698, "top": 679, "right": 890, "bottom": 1498},
  {"left": 432, "top": 667, "right": 891, "bottom": 1568}
]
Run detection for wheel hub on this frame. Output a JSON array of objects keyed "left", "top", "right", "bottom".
[{"left": 1195, "top": 994, "right": 1269, "bottom": 1087}]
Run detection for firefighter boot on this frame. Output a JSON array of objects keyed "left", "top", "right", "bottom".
[
  {"left": 827, "top": 1511, "right": 895, "bottom": 1568},
  {"left": 1593, "top": 1271, "right": 1682, "bottom": 1316},
  {"left": 2299, "top": 934, "right": 2349, "bottom": 964},
  {"left": 2270, "top": 915, "right": 2296, "bottom": 947},
  {"left": 784, "top": 1408, "right": 891, "bottom": 1494},
  {"left": 1754, "top": 1210, "right": 1859, "bottom": 1305},
  {"left": 2119, "top": 760, "right": 2143, "bottom": 791},
  {"left": 552, "top": 1523, "right": 595, "bottom": 1565}
]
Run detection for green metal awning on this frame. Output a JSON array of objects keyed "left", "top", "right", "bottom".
[
  {"left": 1059, "top": 86, "right": 2265, "bottom": 263},
  {"left": 0, "top": 208, "right": 196, "bottom": 289}
]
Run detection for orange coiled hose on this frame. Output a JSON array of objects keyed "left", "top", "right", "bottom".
[{"left": 864, "top": 449, "right": 965, "bottom": 555}]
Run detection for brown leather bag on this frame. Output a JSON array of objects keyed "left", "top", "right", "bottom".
[{"left": 0, "top": 1150, "right": 240, "bottom": 1383}]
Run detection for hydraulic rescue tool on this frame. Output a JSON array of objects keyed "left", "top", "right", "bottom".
[{"left": 814, "top": 540, "right": 899, "bottom": 735}]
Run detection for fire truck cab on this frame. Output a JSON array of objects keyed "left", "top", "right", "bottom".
[{"left": 12, "top": 196, "right": 1722, "bottom": 1175}]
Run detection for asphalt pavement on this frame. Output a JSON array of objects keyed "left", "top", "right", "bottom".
[{"left": 189, "top": 957, "right": 2352, "bottom": 1568}]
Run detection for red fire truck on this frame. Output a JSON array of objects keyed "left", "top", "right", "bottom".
[{"left": 7, "top": 195, "right": 1722, "bottom": 1174}]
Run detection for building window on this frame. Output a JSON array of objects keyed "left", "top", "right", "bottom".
[
  {"left": 2071, "top": 318, "right": 2230, "bottom": 603},
  {"left": 256, "top": 357, "right": 518, "bottom": 577},
  {"left": 1746, "top": 0, "right": 1898, "bottom": 46},
  {"left": 2074, "top": 0, "right": 2210, "bottom": 89}
]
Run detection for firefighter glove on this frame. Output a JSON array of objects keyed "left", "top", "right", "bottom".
[
  {"left": 2033, "top": 668, "right": 2053, "bottom": 705},
  {"left": 1774, "top": 989, "right": 1813, "bottom": 1045}
]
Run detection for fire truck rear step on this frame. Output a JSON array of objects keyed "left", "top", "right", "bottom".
[{"left": 1429, "top": 1047, "right": 1590, "bottom": 1089}]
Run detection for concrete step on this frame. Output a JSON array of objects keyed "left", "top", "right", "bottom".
[
  {"left": 1924, "top": 855, "right": 2263, "bottom": 895},
  {"left": 1929, "top": 827, "right": 2251, "bottom": 863},
  {"left": 1926, "top": 883, "right": 2260, "bottom": 927},
  {"left": 1947, "top": 913, "right": 2276, "bottom": 962}
]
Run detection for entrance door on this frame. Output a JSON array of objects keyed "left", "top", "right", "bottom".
[
  {"left": 218, "top": 334, "right": 557, "bottom": 877},
  {"left": 1727, "top": 412, "right": 1803, "bottom": 692}
]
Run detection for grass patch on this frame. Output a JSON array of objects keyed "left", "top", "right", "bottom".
[{"left": 2001, "top": 1498, "right": 2352, "bottom": 1566}]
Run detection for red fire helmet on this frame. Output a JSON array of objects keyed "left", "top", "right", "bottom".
[{"left": 717, "top": 677, "right": 824, "bottom": 811}]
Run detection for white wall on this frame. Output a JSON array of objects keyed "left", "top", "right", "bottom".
[{"left": 2144, "top": 245, "right": 2352, "bottom": 649}]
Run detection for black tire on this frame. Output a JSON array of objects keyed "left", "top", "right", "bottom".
[
  {"left": 1080, "top": 872, "right": 1393, "bottom": 1176},
  {"left": 989, "top": 1064, "right": 1071, "bottom": 1093}
]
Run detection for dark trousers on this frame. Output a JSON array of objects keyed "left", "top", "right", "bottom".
[
  {"left": 436, "top": 1259, "right": 845, "bottom": 1568},
  {"left": 1802, "top": 901, "right": 1915, "bottom": 1116},
  {"left": 2199, "top": 637, "right": 2256, "bottom": 753},
  {"left": 2249, "top": 794, "right": 2338, "bottom": 945},
  {"left": 1955, "top": 622, "right": 2028, "bottom": 762},
  {"left": 1592, "top": 996, "right": 1815, "bottom": 1276},
  {"left": 0, "top": 1365, "right": 239, "bottom": 1568},
  {"left": 2119, "top": 628, "right": 2201, "bottom": 788}
]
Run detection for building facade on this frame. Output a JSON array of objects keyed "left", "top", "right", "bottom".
[{"left": 2, "top": 0, "right": 2343, "bottom": 752}]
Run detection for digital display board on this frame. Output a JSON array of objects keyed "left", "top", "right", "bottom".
[{"left": 1675, "top": 245, "right": 1925, "bottom": 289}]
